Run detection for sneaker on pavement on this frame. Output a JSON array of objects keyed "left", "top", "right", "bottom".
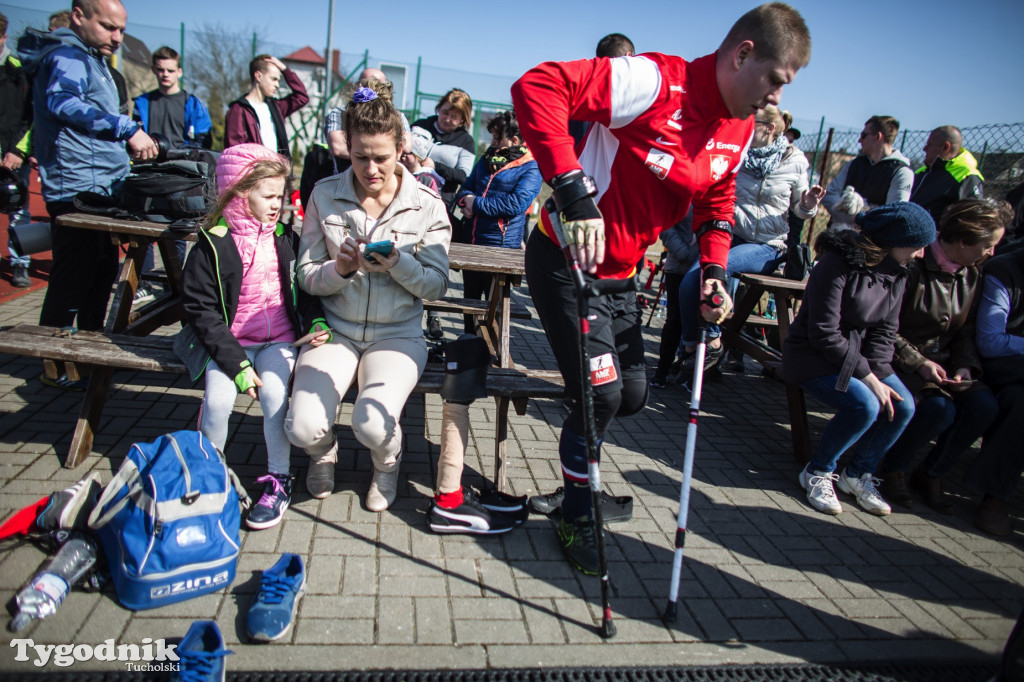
[
  {"left": 649, "top": 374, "right": 668, "bottom": 389},
  {"left": 837, "top": 468, "right": 891, "bottom": 516},
  {"left": 428, "top": 489, "right": 517, "bottom": 535},
  {"left": 475, "top": 485, "right": 529, "bottom": 524},
  {"left": 35, "top": 472, "right": 103, "bottom": 531},
  {"left": 557, "top": 515, "right": 600, "bottom": 576},
  {"left": 426, "top": 315, "right": 443, "bottom": 339},
  {"left": 725, "top": 348, "right": 745, "bottom": 372},
  {"left": 680, "top": 342, "right": 725, "bottom": 375},
  {"left": 245, "top": 473, "right": 292, "bottom": 530},
  {"left": 171, "top": 620, "right": 232, "bottom": 682},
  {"left": 11, "top": 264, "right": 30, "bottom": 288},
  {"left": 39, "top": 372, "right": 88, "bottom": 391},
  {"left": 133, "top": 286, "right": 155, "bottom": 305},
  {"left": 527, "top": 486, "right": 634, "bottom": 523},
  {"left": 799, "top": 467, "right": 843, "bottom": 515},
  {"left": 246, "top": 553, "right": 305, "bottom": 643}
]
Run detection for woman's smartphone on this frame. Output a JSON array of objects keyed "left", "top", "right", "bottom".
[{"left": 363, "top": 240, "right": 394, "bottom": 261}]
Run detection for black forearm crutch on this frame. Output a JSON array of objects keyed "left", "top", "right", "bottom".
[
  {"left": 663, "top": 290, "right": 722, "bottom": 623},
  {"left": 549, "top": 209, "right": 635, "bottom": 639}
]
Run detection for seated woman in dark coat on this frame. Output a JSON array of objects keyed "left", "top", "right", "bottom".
[{"left": 783, "top": 203, "right": 936, "bottom": 517}]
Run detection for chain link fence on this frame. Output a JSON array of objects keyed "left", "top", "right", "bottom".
[
  {"left": 792, "top": 120, "right": 1024, "bottom": 243},
  {"left": 0, "top": 3, "right": 517, "bottom": 160}
]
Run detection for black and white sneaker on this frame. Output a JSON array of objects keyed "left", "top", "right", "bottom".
[
  {"left": 476, "top": 486, "right": 529, "bottom": 524},
  {"left": 36, "top": 472, "right": 103, "bottom": 531},
  {"left": 428, "top": 489, "right": 516, "bottom": 535}
]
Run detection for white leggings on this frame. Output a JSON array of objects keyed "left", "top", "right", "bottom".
[
  {"left": 285, "top": 335, "right": 427, "bottom": 472},
  {"left": 200, "top": 341, "right": 297, "bottom": 475}
]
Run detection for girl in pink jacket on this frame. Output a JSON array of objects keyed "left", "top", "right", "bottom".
[{"left": 182, "top": 143, "right": 328, "bottom": 530}]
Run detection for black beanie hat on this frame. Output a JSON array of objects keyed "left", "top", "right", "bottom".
[{"left": 855, "top": 201, "right": 936, "bottom": 249}]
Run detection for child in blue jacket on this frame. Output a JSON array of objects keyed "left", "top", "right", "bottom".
[{"left": 456, "top": 110, "right": 541, "bottom": 333}]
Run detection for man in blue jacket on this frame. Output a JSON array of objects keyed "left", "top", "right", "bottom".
[
  {"left": 132, "top": 46, "right": 212, "bottom": 150},
  {"left": 20, "top": 0, "right": 157, "bottom": 388}
]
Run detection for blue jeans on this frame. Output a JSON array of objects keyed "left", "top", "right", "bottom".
[
  {"left": 801, "top": 373, "right": 915, "bottom": 478},
  {"left": 882, "top": 386, "right": 998, "bottom": 478},
  {"left": 679, "top": 241, "right": 783, "bottom": 347},
  {"left": 7, "top": 163, "right": 31, "bottom": 267}
]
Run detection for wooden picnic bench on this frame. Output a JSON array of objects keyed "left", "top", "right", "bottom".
[
  {"left": 720, "top": 272, "right": 810, "bottom": 462},
  {"left": 37, "top": 216, "right": 542, "bottom": 488},
  {"left": 0, "top": 324, "right": 564, "bottom": 489}
]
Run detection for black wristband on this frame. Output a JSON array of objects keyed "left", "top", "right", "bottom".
[
  {"left": 702, "top": 264, "right": 728, "bottom": 283},
  {"left": 550, "top": 169, "right": 597, "bottom": 214}
]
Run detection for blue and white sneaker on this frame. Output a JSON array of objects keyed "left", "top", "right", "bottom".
[
  {"left": 247, "top": 553, "right": 306, "bottom": 643},
  {"left": 171, "top": 620, "right": 231, "bottom": 682},
  {"left": 245, "top": 473, "right": 292, "bottom": 530}
]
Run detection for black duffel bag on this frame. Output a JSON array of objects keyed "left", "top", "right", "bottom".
[{"left": 119, "top": 148, "right": 220, "bottom": 224}]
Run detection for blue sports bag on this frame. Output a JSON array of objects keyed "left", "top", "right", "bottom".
[{"left": 87, "top": 431, "right": 249, "bottom": 610}]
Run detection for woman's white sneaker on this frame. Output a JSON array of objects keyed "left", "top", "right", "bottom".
[
  {"left": 838, "top": 468, "right": 891, "bottom": 516},
  {"left": 799, "top": 468, "right": 843, "bottom": 515}
]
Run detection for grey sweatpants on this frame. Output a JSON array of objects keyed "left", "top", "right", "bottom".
[
  {"left": 285, "top": 335, "right": 427, "bottom": 472},
  {"left": 200, "top": 341, "right": 297, "bottom": 475}
]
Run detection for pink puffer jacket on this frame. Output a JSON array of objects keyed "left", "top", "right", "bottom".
[{"left": 217, "top": 144, "right": 295, "bottom": 346}]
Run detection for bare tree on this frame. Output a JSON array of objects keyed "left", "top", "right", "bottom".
[{"left": 186, "top": 23, "right": 265, "bottom": 150}]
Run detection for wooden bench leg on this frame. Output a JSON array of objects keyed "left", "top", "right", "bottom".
[
  {"left": 65, "top": 367, "right": 112, "bottom": 469},
  {"left": 786, "top": 382, "right": 810, "bottom": 463},
  {"left": 492, "top": 395, "right": 510, "bottom": 492}
]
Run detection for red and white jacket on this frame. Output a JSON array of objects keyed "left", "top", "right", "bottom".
[{"left": 511, "top": 52, "right": 754, "bottom": 279}]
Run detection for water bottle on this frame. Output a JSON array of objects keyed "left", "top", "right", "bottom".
[
  {"left": 10, "top": 531, "right": 98, "bottom": 632},
  {"left": 766, "top": 294, "right": 777, "bottom": 320},
  {"left": 657, "top": 293, "right": 668, "bottom": 318}
]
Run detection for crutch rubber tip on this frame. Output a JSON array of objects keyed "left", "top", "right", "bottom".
[
  {"left": 663, "top": 601, "right": 678, "bottom": 623},
  {"left": 600, "top": 619, "right": 617, "bottom": 639}
]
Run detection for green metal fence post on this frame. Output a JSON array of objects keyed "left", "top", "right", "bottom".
[
  {"left": 414, "top": 56, "right": 422, "bottom": 121},
  {"left": 179, "top": 22, "right": 185, "bottom": 89}
]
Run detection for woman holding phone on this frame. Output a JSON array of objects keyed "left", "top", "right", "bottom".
[
  {"left": 285, "top": 78, "right": 451, "bottom": 511},
  {"left": 879, "top": 199, "right": 1009, "bottom": 513}
]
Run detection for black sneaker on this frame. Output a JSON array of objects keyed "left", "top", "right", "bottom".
[
  {"left": 557, "top": 515, "right": 599, "bottom": 575},
  {"left": 246, "top": 473, "right": 293, "bottom": 530},
  {"left": 680, "top": 342, "right": 725, "bottom": 375},
  {"left": 649, "top": 374, "right": 668, "bottom": 389},
  {"left": 39, "top": 372, "right": 88, "bottom": 391},
  {"left": 426, "top": 315, "right": 443, "bottom": 339},
  {"left": 476, "top": 486, "right": 529, "bottom": 524},
  {"left": 527, "top": 487, "right": 634, "bottom": 523},
  {"left": 725, "top": 348, "right": 745, "bottom": 372},
  {"left": 133, "top": 286, "right": 155, "bottom": 306},
  {"left": 428, "top": 489, "right": 516, "bottom": 535},
  {"left": 36, "top": 472, "right": 103, "bottom": 531}
]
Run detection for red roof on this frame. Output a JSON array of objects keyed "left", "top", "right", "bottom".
[{"left": 282, "top": 46, "right": 325, "bottom": 65}]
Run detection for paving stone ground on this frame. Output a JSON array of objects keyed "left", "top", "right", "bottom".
[{"left": 0, "top": 274, "right": 1022, "bottom": 674}]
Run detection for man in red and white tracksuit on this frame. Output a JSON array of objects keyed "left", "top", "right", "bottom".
[{"left": 511, "top": 2, "right": 812, "bottom": 574}]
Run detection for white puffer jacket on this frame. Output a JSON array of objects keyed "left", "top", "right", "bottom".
[{"left": 732, "top": 145, "right": 817, "bottom": 251}]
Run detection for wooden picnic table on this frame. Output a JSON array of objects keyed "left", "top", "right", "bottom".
[
  {"left": 45, "top": 215, "right": 534, "bottom": 479},
  {"left": 721, "top": 272, "right": 810, "bottom": 462}
]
